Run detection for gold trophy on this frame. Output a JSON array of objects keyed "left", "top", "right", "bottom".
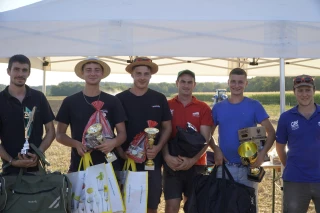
[
  {"left": 144, "top": 127, "right": 159, "bottom": 170},
  {"left": 21, "top": 106, "right": 36, "bottom": 155},
  {"left": 86, "top": 123, "right": 117, "bottom": 163},
  {"left": 238, "top": 141, "right": 265, "bottom": 182}
]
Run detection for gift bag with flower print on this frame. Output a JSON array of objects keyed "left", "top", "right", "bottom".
[{"left": 84, "top": 163, "right": 112, "bottom": 213}]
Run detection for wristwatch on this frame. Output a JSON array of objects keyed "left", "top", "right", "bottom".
[{"left": 8, "top": 158, "right": 13, "bottom": 165}]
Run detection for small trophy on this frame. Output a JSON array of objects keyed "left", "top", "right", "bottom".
[
  {"left": 86, "top": 123, "right": 117, "bottom": 163},
  {"left": 21, "top": 106, "right": 36, "bottom": 155},
  {"left": 144, "top": 127, "right": 159, "bottom": 170},
  {"left": 238, "top": 141, "right": 265, "bottom": 182}
]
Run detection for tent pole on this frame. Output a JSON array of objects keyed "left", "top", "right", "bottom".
[
  {"left": 42, "top": 69, "right": 46, "bottom": 95},
  {"left": 279, "top": 58, "right": 285, "bottom": 213},
  {"left": 280, "top": 58, "right": 285, "bottom": 113}
]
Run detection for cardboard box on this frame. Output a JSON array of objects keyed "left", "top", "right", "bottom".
[
  {"left": 238, "top": 127, "right": 266, "bottom": 142},
  {"left": 252, "top": 138, "right": 266, "bottom": 151}
]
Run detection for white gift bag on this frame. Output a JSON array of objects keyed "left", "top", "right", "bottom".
[
  {"left": 85, "top": 163, "right": 112, "bottom": 213},
  {"left": 123, "top": 160, "right": 148, "bottom": 213},
  {"left": 105, "top": 163, "right": 125, "bottom": 213},
  {"left": 66, "top": 171, "right": 86, "bottom": 213}
]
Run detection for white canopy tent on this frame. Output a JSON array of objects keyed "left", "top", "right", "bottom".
[
  {"left": 1, "top": 0, "right": 320, "bottom": 58},
  {"left": 1, "top": 1, "right": 320, "bottom": 211},
  {"left": 0, "top": 0, "right": 320, "bottom": 104}
]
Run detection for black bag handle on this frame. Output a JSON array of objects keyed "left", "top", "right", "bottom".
[
  {"left": 210, "top": 163, "right": 237, "bottom": 212},
  {"left": 209, "top": 162, "right": 236, "bottom": 182},
  {"left": 222, "top": 163, "right": 236, "bottom": 182}
]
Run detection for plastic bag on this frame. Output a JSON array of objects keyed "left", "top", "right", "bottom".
[
  {"left": 126, "top": 120, "right": 158, "bottom": 163},
  {"left": 82, "top": 101, "right": 114, "bottom": 150}
]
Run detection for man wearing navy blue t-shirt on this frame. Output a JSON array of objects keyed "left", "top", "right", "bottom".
[{"left": 276, "top": 74, "right": 320, "bottom": 213}]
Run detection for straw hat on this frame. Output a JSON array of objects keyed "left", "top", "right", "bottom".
[
  {"left": 74, "top": 57, "right": 111, "bottom": 79},
  {"left": 125, "top": 57, "right": 158, "bottom": 74}
]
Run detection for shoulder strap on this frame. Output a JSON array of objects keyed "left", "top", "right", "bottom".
[
  {"left": 1, "top": 162, "right": 11, "bottom": 171},
  {"left": 222, "top": 163, "right": 236, "bottom": 182},
  {"left": 64, "top": 174, "right": 72, "bottom": 212},
  {"left": 30, "top": 143, "right": 50, "bottom": 166}
]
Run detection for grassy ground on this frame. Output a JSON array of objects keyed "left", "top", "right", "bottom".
[{"left": 40, "top": 98, "right": 315, "bottom": 213}]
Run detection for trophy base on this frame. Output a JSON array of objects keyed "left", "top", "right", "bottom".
[
  {"left": 21, "top": 149, "right": 28, "bottom": 155},
  {"left": 105, "top": 152, "right": 117, "bottom": 163},
  {"left": 247, "top": 167, "right": 265, "bottom": 182},
  {"left": 145, "top": 165, "right": 155, "bottom": 170},
  {"left": 145, "top": 159, "right": 155, "bottom": 170}
]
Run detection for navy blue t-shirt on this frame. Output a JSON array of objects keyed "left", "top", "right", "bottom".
[
  {"left": 276, "top": 104, "right": 320, "bottom": 182},
  {"left": 116, "top": 89, "right": 172, "bottom": 170},
  {"left": 55, "top": 91, "right": 126, "bottom": 172},
  {"left": 0, "top": 85, "right": 55, "bottom": 173}
]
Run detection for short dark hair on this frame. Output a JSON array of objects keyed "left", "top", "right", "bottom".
[
  {"left": 229, "top": 68, "right": 247, "bottom": 78},
  {"left": 8, "top": 54, "right": 31, "bottom": 71}
]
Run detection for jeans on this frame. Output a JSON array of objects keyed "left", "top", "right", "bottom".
[{"left": 283, "top": 181, "right": 320, "bottom": 213}]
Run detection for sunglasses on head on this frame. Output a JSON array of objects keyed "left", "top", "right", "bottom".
[
  {"left": 134, "top": 57, "right": 152, "bottom": 62},
  {"left": 293, "top": 76, "right": 314, "bottom": 85}
]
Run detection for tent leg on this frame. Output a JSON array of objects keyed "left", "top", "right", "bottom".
[
  {"left": 42, "top": 69, "right": 46, "bottom": 95},
  {"left": 280, "top": 58, "right": 285, "bottom": 113},
  {"left": 279, "top": 58, "right": 285, "bottom": 213}
]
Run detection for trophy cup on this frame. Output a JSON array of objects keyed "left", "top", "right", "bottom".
[
  {"left": 86, "top": 123, "right": 117, "bottom": 163},
  {"left": 238, "top": 141, "right": 265, "bottom": 182},
  {"left": 144, "top": 127, "right": 159, "bottom": 170},
  {"left": 21, "top": 106, "right": 36, "bottom": 155}
]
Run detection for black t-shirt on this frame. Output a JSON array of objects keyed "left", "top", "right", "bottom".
[
  {"left": 0, "top": 86, "right": 55, "bottom": 173},
  {"left": 55, "top": 91, "right": 126, "bottom": 172},
  {"left": 116, "top": 89, "right": 172, "bottom": 169}
]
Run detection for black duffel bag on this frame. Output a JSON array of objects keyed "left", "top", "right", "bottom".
[
  {"left": 168, "top": 126, "right": 207, "bottom": 158},
  {"left": 186, "top": 163, "right": 257, "bottom": 213}
]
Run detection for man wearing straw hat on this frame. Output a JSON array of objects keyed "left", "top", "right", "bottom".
[
  {"left": 116, "top": 57, "right": 172, "bottom": 213},
  {"left": 55, "top": 57, "right": 127, "bottom": 172},
  {"left": 276, "top": 74, "right": 320, "bottom": 213}
]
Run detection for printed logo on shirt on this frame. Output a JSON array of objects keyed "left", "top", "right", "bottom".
[
  {"left": 291, "top": 120, "right": 299, "bottom": 130},
  {"left": 192, "top": 112, "right": 200, "bottom": 117},
  {"left": 152, "top": 105, "right": 160, "bottom": 108},
  {"left": 170, "top": 109, "right": 174, "bottom": 116}
]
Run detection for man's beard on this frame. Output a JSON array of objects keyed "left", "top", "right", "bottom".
[{"left": 12, "top": 80, "right": 25, "bottom": 87}]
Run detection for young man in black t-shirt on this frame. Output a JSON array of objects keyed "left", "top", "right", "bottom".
[
  {"left": 0, "top": 55, "right": 55, "bottom": 174},
  {"left": 55, "top": 57, "right": 127, "bottom": 172},
  {"left": 116, "top": 57, "right": 172, "bottom": 213}
]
